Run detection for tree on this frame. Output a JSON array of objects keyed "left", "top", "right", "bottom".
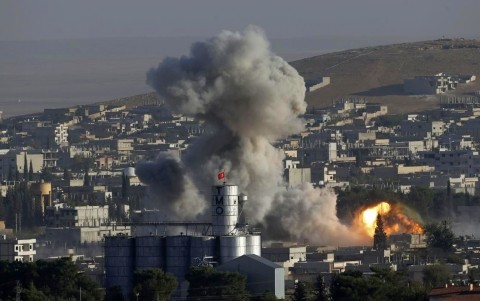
[
  {"left": 423, "top": 264, "right": 450, "bottom": 288},
  {"left": 0, "top": 258, "right": 102, "bottom": 301},
  {"left": 314, "top": 274, "right": 329, "bottom": 301},
  {"left": 29, "top": 160, "right": 34, "bottom": 181},
  {"left": 133, "top": 269, "right": 177, "bottom": 301},
  {"left": 251, "top": 292, "right": 280, "bottom": 301},
  {"left": 406, "top": 186, "right": 434, "bottom": 220},
  {"left": 84, "top": 168, "right": 90, "bottom": 187},
  {"left": 373, "top": 213, "right": 387, "bottom": 250},
  {"left": 424, "top": 221, "right": 455, "bottom": 252},
  {"left": 292, "top": 281, "right": 314, "bottom": 301},
  {"left": 40, "top": 167, "right": 54, "bottom": 182},
  {"left": 23, "top": 152, "right": 28, "bottom": 181},
  {"left": 186, "top": 266, "right": 248, "bottom": 301},
  {"left": 330, "top": 269, "right": 428, "bottom": 301},
  {"left": 122, "top": 174, "right": 130, "bottom": 199},
  {"left": 70, "top": 154, "right": 95, "bottom": 173}
]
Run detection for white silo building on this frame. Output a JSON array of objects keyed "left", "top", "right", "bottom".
[{"left": 104, "top": 183, "right": 261, "bottom": 300}]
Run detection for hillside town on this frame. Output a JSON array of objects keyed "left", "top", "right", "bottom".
[{"left": 0, "top": 70, "right": 480, "bottom": 299}]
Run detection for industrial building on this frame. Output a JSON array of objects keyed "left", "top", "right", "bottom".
[
  {"left": 104, "top": 183, "right": 263, "bottom": 300},
  {"left": 217, "top": 254, "right": 285, "bottom": 299}
]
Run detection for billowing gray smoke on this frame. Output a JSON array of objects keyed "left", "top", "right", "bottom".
[
  {"left": 135, "top": 153, "right": 204, "bottom": 219},
  {"left": 137, "top": 26, "right": 363, "bottom": 245}
]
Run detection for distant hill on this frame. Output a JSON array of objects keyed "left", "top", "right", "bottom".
[{"left": 291, "top": 38, "right": 480, "bottom": 114}]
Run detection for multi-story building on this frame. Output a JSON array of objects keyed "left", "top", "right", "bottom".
[
  {"left": 44, "top": 205, "right": 130, "bottom": 246},
  {"left": 0, "top": 236, "right": 36, "bottom": 262},
  {"left": 404, "top": 74, "right": 458, "bottom": 94},
  {"left": 53, "top": 124, "right": 69, "bottom": 146},
  {"left": 420, "top": 149, "right": 480, "bottom": 176},
  {"left": 400, "top": 120, "right": 445, "bottom": 138},
  {"left": 45, "top": 205, "right": 109, "bottom": 228}
]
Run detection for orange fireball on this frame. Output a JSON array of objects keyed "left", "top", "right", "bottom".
[
  {"left": 360, "top": 202, "right": 390, "bottom": 236},
  {"left": 355, "top": 201, "right": 423, "bottom": 238}
]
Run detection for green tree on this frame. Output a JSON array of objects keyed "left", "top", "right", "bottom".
[
  {"left": 406, "top": 186, "right": 434, "bottom": 220},
  {"left": 29, "top": 160, "right": 34, "bottom": 181},
  {"left": 293, "top": 281, "right": 314, "bottom": 301},
  {"left": 133, "top": 269, "right": 177, "bottom": 301},
  {"left": 314, "top": 274, "right": 329, "bottom": 301},
  {"left": 0, "top": 258, "right": 102, "bottom": 301},
  {"left": 423, "top": 264, "right": 450, "bottom": 288},
  {"left": 84, "top": 168, "right": 90, "bottom": 187},
  {"left": 330, "top": 269, "right": 427, "bottom": 301},
  {"left": 22, "top": 283, "right": 48, "bottom": 301},
  {"left": 122, "top": 174, "right": 130, "bottom": 199},
  {"left": 40, "top": 167, "right": 54, "bottom": 182},
  {"left": 186, "top": 266, "right": 248, "bottom": 301},
  {"left": 251, "top": 292, "right": 280, "bottom": 301},
  {"left": 424, "top": 221, "right": 455, "bottom": 252},
  {"left": 23, "top": 152, "right": 28, "bottom": 181},
  {"left": 70, "top": 154, "right": 95, "bottom": 173},
  {"left": 373, "top": 213, "right": 387, "bottom": 250}
]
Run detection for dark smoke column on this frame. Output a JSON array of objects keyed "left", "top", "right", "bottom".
[{"left": 139, "top": 26, "right": 307, "bottom": 223}]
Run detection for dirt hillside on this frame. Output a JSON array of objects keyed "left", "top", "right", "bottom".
[{"left": 291, "top": 39, "right": 480, "bottom": 114}]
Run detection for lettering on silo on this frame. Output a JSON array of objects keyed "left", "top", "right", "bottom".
[
  {"left": 215, "top": 196, "right": 224, "bottom": 215},
  {"left": 215, "top": 196, "right": 224, "bottom": 205}
]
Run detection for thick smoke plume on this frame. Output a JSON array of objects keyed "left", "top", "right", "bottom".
[{"left": 137, "top": 26, "right": 364, "bottom": 245}]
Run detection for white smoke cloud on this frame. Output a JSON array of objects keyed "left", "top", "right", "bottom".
[{"left": 138, "top": 26, "right": 366, "bottom": 244}]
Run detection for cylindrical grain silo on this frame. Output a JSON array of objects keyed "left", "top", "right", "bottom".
[
  {"left": 189, "top": 236, "right": 216, "bottom": 266},
  {"left": 219, "top": 235, "right": 246, "bottom": 264},
  {"left": 165, "top": 235, "right": 191, "bottom": 282},
  {"left": 211, "top": 185, "right": 239, "bottom": 236},
  {"left": 246, "top": 235, "right": 262, "bottom": 256},
  {"left": 104, "top": 236, "right": 134, "bottom": 298},
  {"left": 135, "top": 236, "right": 165, "bottom": 270}
]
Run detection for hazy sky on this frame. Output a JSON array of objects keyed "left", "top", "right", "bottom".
[
  {"left": 1, "top": 0, "right": 480, "bottom": 117},
  {"left": 1, "top": 0, "right": 480, "bottom": 41}
]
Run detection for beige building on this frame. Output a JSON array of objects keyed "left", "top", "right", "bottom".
[{"left": 0, "top": 149, "right": 43, "bottom": 179}]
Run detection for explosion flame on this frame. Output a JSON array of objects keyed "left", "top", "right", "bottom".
[{"left": 355, "top": 201, "right": 423, "bottom": 238}]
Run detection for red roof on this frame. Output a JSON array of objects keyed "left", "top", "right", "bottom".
[{"left": 429, "top": 286, "right": 480, "bottom": 300}]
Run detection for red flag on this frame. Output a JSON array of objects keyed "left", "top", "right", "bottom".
[{"left": 217, "top": 171, "right": 225, "bottom": 181}]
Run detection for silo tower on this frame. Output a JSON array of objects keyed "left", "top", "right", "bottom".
[{"left": 211, "top": 184, "right": 239, "bottom": 236}]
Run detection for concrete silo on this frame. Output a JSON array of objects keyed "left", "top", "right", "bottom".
[
  {"left": 104, "top": 235, "right": 134, "bottom": 296},
  {"left": 104, "top": 182, "right": 261, "bottom": 300}
]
